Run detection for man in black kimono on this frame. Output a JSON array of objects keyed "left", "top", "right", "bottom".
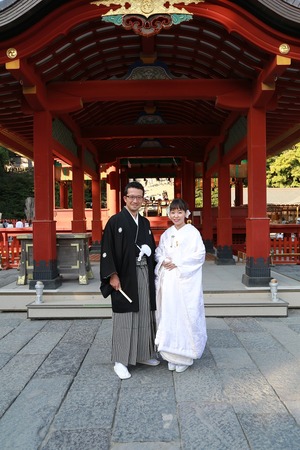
[{"left": 100, "top": 181, "right": 159, "bottom": 379}]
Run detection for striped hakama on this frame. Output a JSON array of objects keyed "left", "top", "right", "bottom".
[{"left": 111, "top": 257, "right": 157, "bottom": 366}]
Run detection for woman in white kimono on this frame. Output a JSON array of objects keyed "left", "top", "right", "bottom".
[{"left": 155, "top": 198, "right": 207, "bottom": 373}]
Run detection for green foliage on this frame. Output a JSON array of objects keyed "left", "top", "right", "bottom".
[
  {"left": 0, "top": 147, "right": 10, "bottom": 173},
  {"left": 54, "top": 181, "right": 73, "bottom": 208},
  {"left": 211, "top": 188, "right": 218, "bottom": 207},
  {"left": 267, "top": 145, "right": 300, "bottom": 187},
  {"left": 0, "top": 169, "right": 34, "bottom": 219},
  {"left": 54, "top": 179, "right": 106, "bottom": 208},
  {"left": 195, "top": 183, "right": 203, "bottom": 208},
  {"left": 195, "top": 181, "right": 218, "bottom": 207}
]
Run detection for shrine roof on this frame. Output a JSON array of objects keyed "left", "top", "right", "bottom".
[
  {"left": 0, "top": 1, "right": 299, "bottom": 38},
  {"left": 0, "top": 1, "right": 300, "bottom": 176}
]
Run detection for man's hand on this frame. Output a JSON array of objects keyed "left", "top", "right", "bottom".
[{"left": 110, "top": 273, "right": 121, "bottom": 290}]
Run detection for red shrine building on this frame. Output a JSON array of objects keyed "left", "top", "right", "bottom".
[{"left": 1, "top": 0, "right": 300, "bottom": 288}]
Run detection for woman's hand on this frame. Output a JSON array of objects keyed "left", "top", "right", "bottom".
[{"left": 163, "top": 259, "right": 176, "bottom": 270}]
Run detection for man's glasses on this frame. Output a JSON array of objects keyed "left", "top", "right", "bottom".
[{"left": 126, "top": 195, "right": 144, "bottom": 201}]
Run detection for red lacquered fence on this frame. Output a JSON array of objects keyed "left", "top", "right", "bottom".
[
  {"left": 270, "top": 237, "right": 300, "bottom": 265},
  {"left": 1, "top": 226, "right": 300, "bottom": 270},
  {"left": 0, "top": 234, "right": 23, "bottom": 269}
]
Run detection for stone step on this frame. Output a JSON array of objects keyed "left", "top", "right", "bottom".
[
  {"left": 0, "top": 288, "right": 292, "bottom": 318},
  {"left": 23, "top": 291, "right": 289, "bottom": 319},
  {"left": 204, "top": 292, "right": 288, "bottom": 317}
]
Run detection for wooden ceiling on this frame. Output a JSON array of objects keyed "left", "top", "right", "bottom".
[{"left": 0, "top": 0, "right": 300, "bottom": 177}]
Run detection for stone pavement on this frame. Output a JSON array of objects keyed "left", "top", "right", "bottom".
[{"left": 0, "top": 311, "right": 300, "bottom": 450}]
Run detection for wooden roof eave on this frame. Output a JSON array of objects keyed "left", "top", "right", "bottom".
[
  {"left": 1, "top": 0, "right": 300, "bottom": 39},
  {"left": 1, "top": 2, "right": 300, "bottom": 64}
]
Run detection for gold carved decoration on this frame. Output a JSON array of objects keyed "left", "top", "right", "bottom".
[
  {"left": 279, "top": 43, "right": 290, "bottom": 55},
  {"left": 91, "top": 0, "right": 205, "bottom": 18},
  {"left": 6, "top": 48, "right": 17, "bottom": 59}
]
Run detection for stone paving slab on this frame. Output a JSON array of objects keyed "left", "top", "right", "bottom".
[
  {"left": 112, "top": 385, "right": 179, "bottom": 443},
  {"left": 0, "top": 311, "right": 300, "bottom": 449},
  {"left": 0, "top": 269, "right": 19, "bottom": 288},
  {"left": 52, "top": 377, "right": 118, "bottom": 430},
  {"left": 178, "top": 402, "right": 250, "bottom": 450},
  {"left": 0, "top": 376, "right": 73, "bottom": 450},
  {"left": 174, "top": 365, "right": 224, "bottom": 404},
  {"left": 220, "top": 368, "right": 287, "bottom": 415},
  {"left": 0, "top": 353, "right": 47, "bottom": 417},
  {"left": 41, "top": 428, "right": 110, "bottom": 450},
  {"left": 210, "top": 347, "right": 257, "bottom": 370},
  {"left": 238, "top": 412, "right": 300, "bottom": 450}
]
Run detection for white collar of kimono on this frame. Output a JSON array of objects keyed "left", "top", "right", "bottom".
[{"left": 126, "top": 208, "right": 139, "bottom": 225}]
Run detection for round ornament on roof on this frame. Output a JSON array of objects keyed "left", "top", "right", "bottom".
[
  {"left": 279, "top": 43, "right": 290, "bottom": 55},
  {"left": 6, "top": 47, "right": 17, "bottom": 59}
]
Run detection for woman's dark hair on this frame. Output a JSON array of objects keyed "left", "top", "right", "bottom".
[
  {"left": 124, "top": 181, "right": 145, "bottom": 196},
  {"left": 169, "top": 198, "right": 189, "bottom": 212}
]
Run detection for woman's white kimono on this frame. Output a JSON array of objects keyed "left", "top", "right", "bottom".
[{"left": 155, "top": 223, "right": 207, "bottom": 366}]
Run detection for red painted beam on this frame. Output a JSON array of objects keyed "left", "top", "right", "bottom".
[
  {"left": 0, "top": 129, "right": 33, "bottom": 160},
  {"left": 222, "top": 137, "right": 247, "bottom": 166},
  {"left": 48, "top": 79, "right": 251, "bottom": 103},
  {"left": 215, "top": 91, "right": 251, "bottom": 111},
  {"left": 5, "top": 59, "right": 48, "bottom": 111},
  {"left": 252, "top": 55, "right": 291, "bottom": 108},
  {"left": 267, "top": 124, "right": 300, "bottom": 155},
  {"left": 58, "top": 113, "right": 98, "bottom": 161},
  {"left": 98, "top": 147, "right": 203, "bottom": 164},
  {"left": 52, "top": 139, "right": 79, "bottom": 166},
  {"left": 82, "top": 124, "right": 220, "bottom": 139},
  {"left": 261, "top": 55, "right": 291, "bottom": 85},
  {"left": 49, "top": 95, "right": 83, "bottom": 113},
  {"left": 204, "top": 136, "right": 247, "bottom": 178}
]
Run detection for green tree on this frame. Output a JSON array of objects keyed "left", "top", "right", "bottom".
[
  {"left": 267, "top": 145, "right": 300, "bottom": 187},
  {"left": 195, "top": 178, "right": 218, "bottom": 208},
  {"left": 0, "top": 146, "right": 10, "bottom": 173},
  {"left": 0, "top": 169, "right": 34, "bottom": 219}
]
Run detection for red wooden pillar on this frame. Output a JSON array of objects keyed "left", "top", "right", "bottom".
[
  {"left": 216, "top": 163, "right": 235, "bottom": 264},
  {"left": 234, "top": 180, "right": 244, "bottom": 206},
  {"left": 120, "top": 166, "right": 128, "bottom": 203},
  {"left": 71, "top": 151, "right": 87, "bottom": 232},
  {"left": 242, "top": 106, "right": 271, "bottom": 286},
  {"left": 91, "top": 175, "right": 102, "bottom": 248},
  {"left": 201, "top": 174, "right": 214, "bottom": 253},
  {"left": 174, "top": 164, "right": 182, "bottom": 199},
  {"left": 59, "top": 182, "right": 68, "bottom": 209},
  {"left": 107, "top": 164, "right": 118, "bottom": 216},
  {"left": 31, "top": 111, "right": 61, "bottom": 289},
  {"left": 182, "top": 159, "right": 195, "bottom": 210}
]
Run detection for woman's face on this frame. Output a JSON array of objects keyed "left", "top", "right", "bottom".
[{"left": 169, "top": 208, "right": 185, "bottom": 229}]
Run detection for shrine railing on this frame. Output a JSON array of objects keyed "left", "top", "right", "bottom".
[{"left": 270, "top": 237, "right": 300, "bottom": 265}]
